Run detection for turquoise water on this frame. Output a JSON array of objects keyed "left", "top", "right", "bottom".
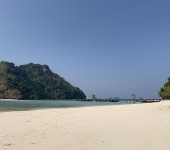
[{"left": 0, "top": 99, "right": 138, "bottom": 112}]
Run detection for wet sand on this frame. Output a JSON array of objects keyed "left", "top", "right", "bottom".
[{"left": 0, "top": 101, "right": 170, "bottom": 150}]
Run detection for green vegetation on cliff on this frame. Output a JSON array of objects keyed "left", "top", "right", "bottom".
[
  {"left": 159, "top": 77, "right": 170, "bottom": 99},
  {"left": 0, "top": 61, "right": 86, "bottom": 100}
]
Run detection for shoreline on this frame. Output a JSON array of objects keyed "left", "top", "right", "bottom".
[
  {"left": 0, "top": 101, "right": 170, "bottom": 150},
  {"left": 0, "top": 99, "right": 145, "bottom": 112}
]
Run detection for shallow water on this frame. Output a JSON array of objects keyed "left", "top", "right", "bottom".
[{"left": 0, "top": 99, "right": 140, "bottom": 112}]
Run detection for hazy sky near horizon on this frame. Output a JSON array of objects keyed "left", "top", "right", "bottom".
[{"left": 0, "top": 0, "right": 170, "bottom": 99}]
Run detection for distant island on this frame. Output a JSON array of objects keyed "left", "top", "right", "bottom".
[
  {"left": 0, "top": 61, "right": 86, "bottom": 100},
  {"left": 159, "top": 77, "right": 170, "bottom": 99}
]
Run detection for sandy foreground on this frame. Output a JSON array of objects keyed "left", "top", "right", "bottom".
[{"left": 0, "top": 101, "right": 170, "bottom": 150}]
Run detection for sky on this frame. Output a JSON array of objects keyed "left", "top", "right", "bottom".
[{"left": 0, "top": 0, "right": 170, "bottom": 99}]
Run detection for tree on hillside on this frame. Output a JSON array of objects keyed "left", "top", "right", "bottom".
[
  {"left": 159, "top": 77, "right": 170, "bottom": 99},
  {"left": 0, "top": 61, "right": 86, "bottom": 100}
]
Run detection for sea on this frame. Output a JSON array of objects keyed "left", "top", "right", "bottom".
[{"left": 0, "top": 99, "right": 159, "bottom": 112}]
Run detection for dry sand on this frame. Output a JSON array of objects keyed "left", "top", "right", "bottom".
[{"left": 0, "top": 101, "right": 170, "bottom": 150}]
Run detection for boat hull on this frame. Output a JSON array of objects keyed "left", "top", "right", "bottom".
[{"left": 142, "top": 99, "right": 160, "bottom": 103}]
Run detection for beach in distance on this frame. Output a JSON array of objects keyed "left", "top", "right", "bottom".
[{"left": 0, "top": 100, "right": 170, "bottom": 150}]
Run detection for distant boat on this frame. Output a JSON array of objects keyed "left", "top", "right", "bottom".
[
  {"left": 141, "top": 99, "right": 160, "bottom": 103},
  {"left": 107, "top": 99, "right": 119, "bottom": 102},
  {"left": 114, "top": 97, "right": 120, "bottom": 100},
  {"left": 107, "top": 97, "right": 120, "bottom": 102},
  {"left": 96, "top": 99, "right": 108, "bottom": 102},
  {"left": 75, "top": 99, "right": 93, "bottom": 102},
  {"left": 135, "top": 97, "right": 144, "bottom": 102}
]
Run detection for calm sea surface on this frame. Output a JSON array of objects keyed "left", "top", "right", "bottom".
[{"left": 0, "top": 99, "right": 157, "bottom": 112}]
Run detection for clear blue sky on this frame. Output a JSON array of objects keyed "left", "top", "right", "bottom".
[{"left": 0, "top": 0, "right": 170, "bottom": 99}]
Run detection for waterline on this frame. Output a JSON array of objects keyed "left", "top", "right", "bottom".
[{"left": 0, "top": 99, "right": 145, "bottom": 112}]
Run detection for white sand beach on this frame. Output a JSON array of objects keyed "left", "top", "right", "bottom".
[{"left": 0, "top": 101, "right": 170, "bottom": 150}]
